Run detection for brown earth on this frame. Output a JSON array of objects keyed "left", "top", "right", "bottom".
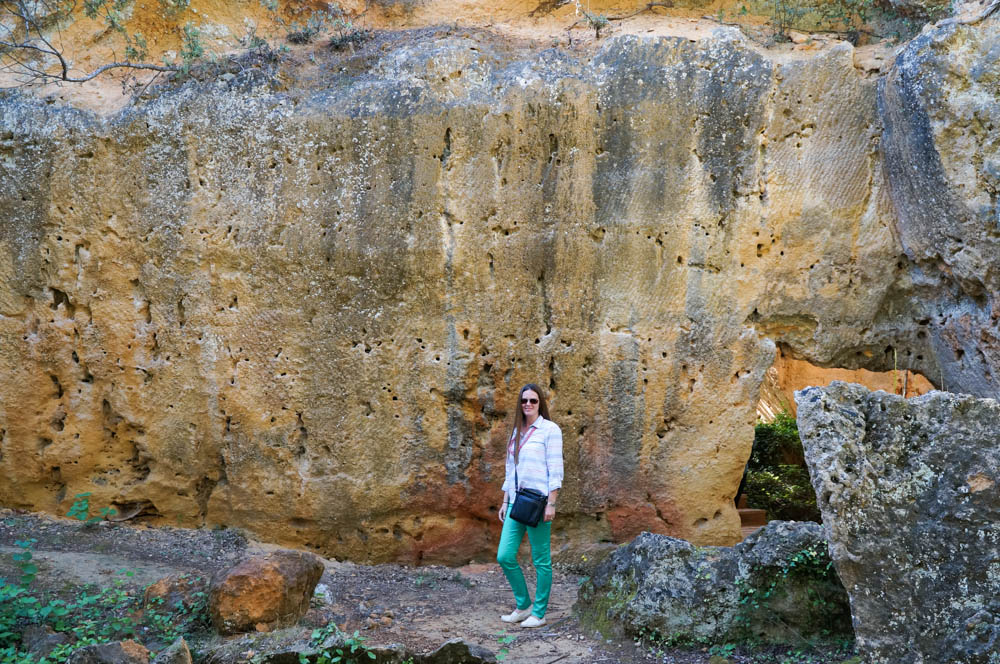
[{"left": 0, "top": 509, "right": 856, "bottom": 663}]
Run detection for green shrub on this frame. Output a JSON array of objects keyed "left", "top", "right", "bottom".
[
  {"left": 750, "top": 412, "right": 804, "bottom": 469},
  {"left": 746, "top": 412, "right": 820, "bottom": 522},
  {"left": 1, "top": 540, "right": 210, "bottom": 664},
  {"left": 745, "top": 465, "right": 821, "bottom": 522}
]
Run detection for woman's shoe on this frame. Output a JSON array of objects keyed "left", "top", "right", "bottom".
[
  {"left": 500, "top": 607, "right": 532, "bottom": 623},
  {"left": 519, "top": 615, "right": 546, "bottom": 628}
]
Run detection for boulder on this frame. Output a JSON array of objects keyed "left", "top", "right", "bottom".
[
  {"left": 209, "top": 550, "right": 325, "bottom": 635},
  {"left": 418, "top": 638, "right": 496, "bottom": 664},
  {"left": 795, "top": 382, "right": 1000, "bottom": 664},
  {"left": 201, "top": 627, "right": 313, "bottom": 664},
  {"left": 19, "top": 624, "right": 73, "bottom": 658},
  {"left": 67, "top": 641, "right": 150, "bottom": 664},
  {"left": 879, "top": 15, "right": 1000, "bottom": 399},
  {"left": 575, "top": 522, "right": 851, "bottom": 644}
]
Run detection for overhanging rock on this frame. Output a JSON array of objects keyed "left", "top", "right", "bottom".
[{"left": 795, "top": 382, "right": 1000, "bottom": 664}]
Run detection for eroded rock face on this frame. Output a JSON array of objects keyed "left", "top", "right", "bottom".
[
  {"left": 0, "top": 30, "right": 914, "bottom": 561},
  {"left": 879, "top": 15, "right": 1000, "bottom": 399},
  {"left": 796, "top": 383, "right": 1000, "bottom": 664},
  {"left": 575, "top": 522, "right": 852, "bottom": 643}
]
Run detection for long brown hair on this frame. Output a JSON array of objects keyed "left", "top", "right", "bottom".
[{"left": 508, "top": 383, "right": 550, "bottom": 460}]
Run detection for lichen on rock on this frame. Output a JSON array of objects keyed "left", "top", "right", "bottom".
[
  {"left": 796, "top": 382, "right": 1000, "bottom": 664},
  {"left": 575, "top": 521, "right": 852, "bottom": 645}
]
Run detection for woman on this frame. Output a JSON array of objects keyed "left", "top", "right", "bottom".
[{"left": 496, "top": 383, "right": 564, "bottom": 628}]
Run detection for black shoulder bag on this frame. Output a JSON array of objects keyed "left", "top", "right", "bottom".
[{"left": 508, "top": 427, "right": 547, "bottom": 527}]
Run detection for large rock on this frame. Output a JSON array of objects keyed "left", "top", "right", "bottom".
[
  {"left": 575, "top": 522, "right": 852, "bottom": 644},
  {"left": 879, "top": 15, "right": 1000, "bottom": 399},
  {"left": 0, "top": 28, "right": 927, "bottom": 560},
  {"left": 795, "top": 382, "right": 1000, "bottom": 664},
  {"left": 209, "top": 550, "right": 324, "bottom": 635}
]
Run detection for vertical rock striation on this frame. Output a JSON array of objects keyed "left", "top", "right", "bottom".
[
  {"left": 796, "top": 382, "right": 1000, "bottom": 664},
  {"left": 879, "top": 15, "right": 1000, "bottom": 398}
]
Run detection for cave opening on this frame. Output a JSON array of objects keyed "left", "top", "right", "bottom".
[{"left": 736, "top": 347, "right": 935, "bottom": 539}]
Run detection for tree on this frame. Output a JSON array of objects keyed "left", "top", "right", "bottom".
[{"left": 0, "top": 0, "right": 177, "bottom": 86}]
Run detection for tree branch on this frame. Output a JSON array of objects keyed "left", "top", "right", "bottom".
[{"left": 0, "top": 0, "right": 178, "bottom": 85}]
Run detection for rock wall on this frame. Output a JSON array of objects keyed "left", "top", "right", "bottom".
[
  {"left": 879, "top": 15, "right": 1000, "bottom": 398},
  {"left": 0, "top": 23, "right": 968, "bottom": 562},
  {"left": 796, "top": 383, "right": 1000, "bottom": 664}
]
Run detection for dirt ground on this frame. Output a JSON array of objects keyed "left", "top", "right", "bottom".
[{"left": 0, "top": 509, "right": 855, "bottom": 664}]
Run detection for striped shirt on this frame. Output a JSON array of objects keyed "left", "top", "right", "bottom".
[{"left": 501, "top": 416, "right": 564, "bottom": 503}]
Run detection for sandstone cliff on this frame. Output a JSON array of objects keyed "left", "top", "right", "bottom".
[{"left": 1, "top": 13, "right": 996, "bottom": 561}]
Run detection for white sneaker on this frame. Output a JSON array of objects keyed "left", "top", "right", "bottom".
[
  {"left": 500, "top": 607, "right": 532, "bottom": 623},
  {"left": 519, "top": 615, "right": 546, "bottom": 628}
]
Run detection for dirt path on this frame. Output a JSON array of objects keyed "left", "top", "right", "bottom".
[
  {"left": 1, "top": 510, "right": 857, "bottom": 663},
  {"left": 0, "top": 509, "right": 647, "bottom": 663}
]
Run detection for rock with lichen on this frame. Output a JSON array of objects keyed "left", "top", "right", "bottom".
[
  {"left": 575, "top": 522, "right": 852, "bottom": 644},
  {"left": 796, "top": 382, "right": 1000, "bottom": 664}
]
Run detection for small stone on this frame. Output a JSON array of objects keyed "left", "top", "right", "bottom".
[
  {"left": 150, "top": 637, "right": 191, "bottom": 664},
  {"left": 66, "top": 640, "right": 150, "bottom": 664}
]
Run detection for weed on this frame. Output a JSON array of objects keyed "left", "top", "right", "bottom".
[
  {"left": 765, "top": 0, "right": 808, "bottom": 41},
  {"left": 158, "top": 0, "right": 190, "bottom": 16},
  {"left": 286, "top": 12, "right": 328, "bottom": 44},
  {"left": 328, "top": 17, "right": 371, "bottom": 50},
  {"left": 180, "top": 23, "right": 205, "bottom": 69},
  {"left": 709, "top": 642, "right": 738, "bottom": 657},
  {"left": 0, "top": 560, "right": 211, "bottom": 664},
  {"left": 12, "top": 539, "right": 38, "bottom": 587},
  {"left": 300, "top": 622, "right": 376, "bottom": 664},
  {"left": 582, "top": 10, "right": 609, "bottom": 38},
  {"left": 495, "top": 630, "right": 516, "bottom": 661},
  {"left": 66, "top": 493, "right": 117, "bottom": 527}
]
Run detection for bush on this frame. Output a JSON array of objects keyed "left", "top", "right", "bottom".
[
  {"left": 745, "top": 465, "right": 821, "bottom": 522},
  {"left": 746, "top": 412, "right": 820, "bottom": 522},
  {"left": 750, "top": 412, "right": 804, "bottom": 469}
]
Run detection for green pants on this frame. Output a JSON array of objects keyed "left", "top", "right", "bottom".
[{"left": 496, "top": 505, "right": 552, "bottom": 618}]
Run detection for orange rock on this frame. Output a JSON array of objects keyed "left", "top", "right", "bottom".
[
  {"left": 66, "top": 640, "right": 149, "bottom": 664},
  {"left": 208, "top": 550, "right": 324, "bottom": 635}
]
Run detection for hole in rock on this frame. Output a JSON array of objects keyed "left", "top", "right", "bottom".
[
  {"left": 756, "top": 347, "right": 935, "bottom": 422},
  {"left": 736, "top": 347, "right": 937, "bottom": 539}
]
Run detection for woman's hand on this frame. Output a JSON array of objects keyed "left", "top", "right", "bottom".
[
  {"left": 543, "top": 503, "right": 556, "bottom": 522},
  {"left": 499, "top": 503, "right": 507, "bottom": 523}
]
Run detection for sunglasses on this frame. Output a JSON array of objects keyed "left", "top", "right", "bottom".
[{"left": 521, "top": 398, "right": 539, "bottom": 405}]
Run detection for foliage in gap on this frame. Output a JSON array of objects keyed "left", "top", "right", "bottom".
[{"left": 745, "top": 411, "right": 821, "bottom": 523}]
